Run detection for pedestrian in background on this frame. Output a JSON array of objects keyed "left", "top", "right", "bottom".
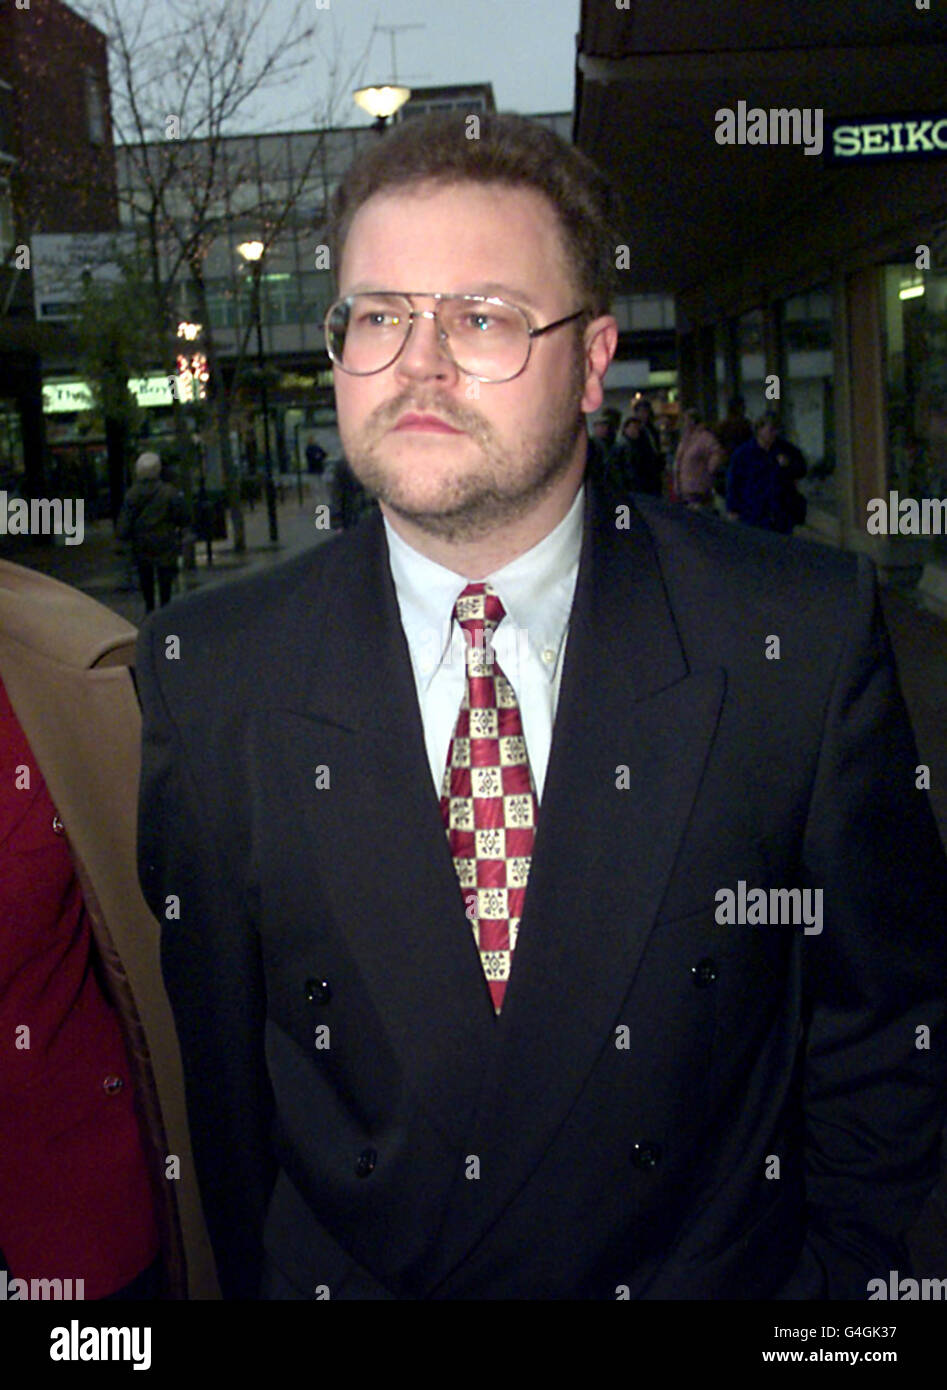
[
  {"left": 607, "top": 407, "right": 664, "bottom": 496},
  {"left": 586, "top": 406, "right": 621, "bottom": 490},
  {"left": 713, "top": 394, "right": 754, "bottom": 498},
  {"left": 726, "top": 412, "right": 809, "bottom": 534},
  {"left": 673, "top": 409, "right": 725, "bottom": 509},
  {"left": 117, "top": 453, "right": 188, "bottom": 613},
  {"left": 633, "top": 396, "right": 662, "bottom": 459},
  {"left": 325, "top": 454, "right": 374, "bottom": 530},
  {"left": 772, "top": 434, "right": 809, "bottom": 534},
  {"left": 715, "top": 393, "right": 754, "bottom": 459},
  {"left": 588, "top": 406, "right": 620, "bottom": 466}
]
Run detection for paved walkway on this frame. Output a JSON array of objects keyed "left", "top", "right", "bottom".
[{"left": 7, "top": 476, "right": 332, "bottom": 626}]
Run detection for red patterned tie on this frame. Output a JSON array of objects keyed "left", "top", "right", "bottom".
[{"left": 440, "top": 582, "right": 538, "bottom": 1014}]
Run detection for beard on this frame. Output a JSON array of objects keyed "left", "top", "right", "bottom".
[{"left": 340, "top": 350, "right": 588, "bottom": 542}]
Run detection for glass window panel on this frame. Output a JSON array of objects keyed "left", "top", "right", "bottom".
[
  {"left": 736, "top": 309, "right": 767, "bottom": 422},
  {"left": 0, "top": 83, "right": 14, "bottom": 158},
  {"left": 629, "top": 296, "right": 666, "bottom": 331},
  {"left": 0, "top": 398, "right": 25, "bottom": 486},
  {"left": 783, "top": 286, "right": 835, "bottom": 515},
  {"left": 85, "top": 71, "right": 106, "bottom": 145},
  {"left": 0, "top": 178, "right": 14, "bottom": 260},
  {"left": 883, "top": 264, "right": 947, "bottom": 555}
]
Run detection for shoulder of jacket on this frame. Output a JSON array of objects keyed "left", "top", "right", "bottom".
[
  {"left": 0, "top": 558, "right": 137, "bottom": 671},
  {"left": 631, "top": 496, "right": 859, "bottom": 610}
]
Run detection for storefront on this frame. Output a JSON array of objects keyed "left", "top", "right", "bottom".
[
  {"left": 41, "top": 374, "right": 179, "bottom": 516},
  {"left": 574, "top": 1, "right": 947, "bottom": 600}
]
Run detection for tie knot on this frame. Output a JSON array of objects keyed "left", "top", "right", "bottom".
[{"left": 453, "top": 581, "right": 505, "bottom": 637}]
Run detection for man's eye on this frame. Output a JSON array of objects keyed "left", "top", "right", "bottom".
[
  {"left": 357, "top": 311, "right": 399, "bottom": 328},
  {"left": 464, "top": 312, "right": 495, "bottom": 332}
]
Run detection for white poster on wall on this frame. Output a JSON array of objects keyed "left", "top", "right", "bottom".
[{"left": 31, "top": 231, "right": 134, "bottom": 322}]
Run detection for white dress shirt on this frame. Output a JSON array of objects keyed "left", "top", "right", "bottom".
[{"left": 384, "top": 485, "right": 584, "bottom": 804}]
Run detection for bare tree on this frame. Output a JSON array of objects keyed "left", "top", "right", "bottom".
[{"left": 76, "top": 0, "right": 372, "bottom": 550}]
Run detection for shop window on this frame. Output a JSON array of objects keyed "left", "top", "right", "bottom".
[
  {"left": 260, "top": 272, "right": 294, "bottom": 327},
  {"left": 0, "top": 178, "right": 14, "bottom": 261},
  {"left": 883, "top": 264, "right": 947, "bottom": 541},
  {"left": 715, "top": 347, "right": 728, "bottom": 423},
  {"left": 203, "top": 281, "right": 241, "bottom": 330},
  {"left": 783, "top": 287, "right": 835, "bottom": 514},
  {"left": 291, "top": 271, "right": 332, "bottom": 329},
  {"left": 736, "top": 309, "right": 766, "bottom": 420},
  {"left": 612, "top": 294, "right": 675, "bottom": 333},
  {"left": 0, "top": 399, "right": 25, "bottom": 489},
  {"left": 0, "top": 81, "right": 14, "bottom": 160}
]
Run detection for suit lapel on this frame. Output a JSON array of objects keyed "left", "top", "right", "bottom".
[
  {"left": 429, "top": 480, "right": 727, "bottom": 1279},
  {"left": 263, "top": 515, "right": 494, "bottom": 1146}
]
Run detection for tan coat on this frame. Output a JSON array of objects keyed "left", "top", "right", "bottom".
[{"left": 0, "top": 558, "right": 219, "bottom": 1299}]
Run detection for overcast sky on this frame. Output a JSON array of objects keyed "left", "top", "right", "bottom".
[
  {"left": 230, "top": 0, "right": 580, "bottom": 133},
  {"left": 79, "top": 0, "right": 579, "bottom": 138}
]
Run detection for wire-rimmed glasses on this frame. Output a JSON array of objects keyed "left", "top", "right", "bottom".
[{"left": 324, "top": 292, "right": 588, "bottom": 383}]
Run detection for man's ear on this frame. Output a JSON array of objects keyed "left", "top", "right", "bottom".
[{"left": 580, "top": 315, "right": 619, "bottom": 415}]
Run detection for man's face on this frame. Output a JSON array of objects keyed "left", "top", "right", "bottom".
[
  {"left": 757, "top": 421, "right": 778, "bottom": 451},
  {"left": 333, "top": 180, "right": 615, "bottom": 542}
]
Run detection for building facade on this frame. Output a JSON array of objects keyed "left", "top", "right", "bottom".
[{"left": 0, "top": 0, "right": 118, "bottom": 501}]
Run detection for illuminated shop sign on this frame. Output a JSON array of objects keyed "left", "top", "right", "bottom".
[
  {"left": 43, "top": 376, "right": 178, "bottom": 414},
  {"left": 825, "top": 112, "right": 947, "bottom": 164}
]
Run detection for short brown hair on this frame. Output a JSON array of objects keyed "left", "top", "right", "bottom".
[
  {"left": 328, "top": 112, "right": 622, "bottom": 316},
  {"left": 755, "top": 410, "right": 781, "bottom": 432}
]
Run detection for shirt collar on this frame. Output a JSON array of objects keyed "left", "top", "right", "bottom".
[{"left": 384, "top": 483, "right": 584, "bottom": 690}]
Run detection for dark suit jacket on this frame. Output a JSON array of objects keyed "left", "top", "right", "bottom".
[{"left": 136, "top": 474, "right": 947, "bottom": 1300}]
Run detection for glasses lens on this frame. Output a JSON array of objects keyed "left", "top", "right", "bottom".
[
  {"left": 325, "top": 294, "right": 531, "bottom": 380},
  {"left": 439, "top": 298, "right": 529, "bottom": 381},
  {"left": 327, "top": 294, "right": 411, "bottom": 374}
]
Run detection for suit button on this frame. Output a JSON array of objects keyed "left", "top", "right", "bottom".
[
  {"left": 355, "top": 1148, "right": 377, "bottom": 1178},
  {"left": 691, "top": 958, "right": 718, "bottom": 987},
  {"left": 306, "top": 978, "right": 332, "bottom": 1004},
  {"left": 103, "top": 1075, "right": 124, "bottom": 1095},
  {"left": 52, "top": 814, "right": 65, "bottom": 836},
  {"left": 631, "top": 1141, "right": 661, "bottom": 1170}
]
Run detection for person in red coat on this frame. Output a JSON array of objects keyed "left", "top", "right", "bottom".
[
  {"left": 0, "top": 673, "right": 160, "bottom": 1298},
  {"left": 0, "top": 557, "right": 219, "bottom": 1302}
]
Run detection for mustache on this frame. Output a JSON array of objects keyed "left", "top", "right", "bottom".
[{"left": 367, "top": 392, "right": 491, "bottom": 437}]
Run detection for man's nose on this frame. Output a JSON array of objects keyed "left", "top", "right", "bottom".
[{"left": 394, "top": 307, "right": 458, "bottom": 383}]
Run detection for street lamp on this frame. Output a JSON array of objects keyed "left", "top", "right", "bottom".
[
  {"left": 353, "top": 84, "right": 411, "bottom": 129},
  {"left": 237, "top": 238, "right": 278, "bottom": 543}
]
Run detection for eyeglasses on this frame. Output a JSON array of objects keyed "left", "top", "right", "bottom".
[{"left": 324, "top": 292, "right": 588, "bottom": 384}]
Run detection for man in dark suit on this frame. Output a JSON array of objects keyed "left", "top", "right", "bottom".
[{"left": 137, "top": 112, "right": 947, "bottom": 1301}]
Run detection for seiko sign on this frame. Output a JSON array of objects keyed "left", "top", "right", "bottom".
[{"left": 825, "top": 112, "right": 947, "bottom": 164}]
